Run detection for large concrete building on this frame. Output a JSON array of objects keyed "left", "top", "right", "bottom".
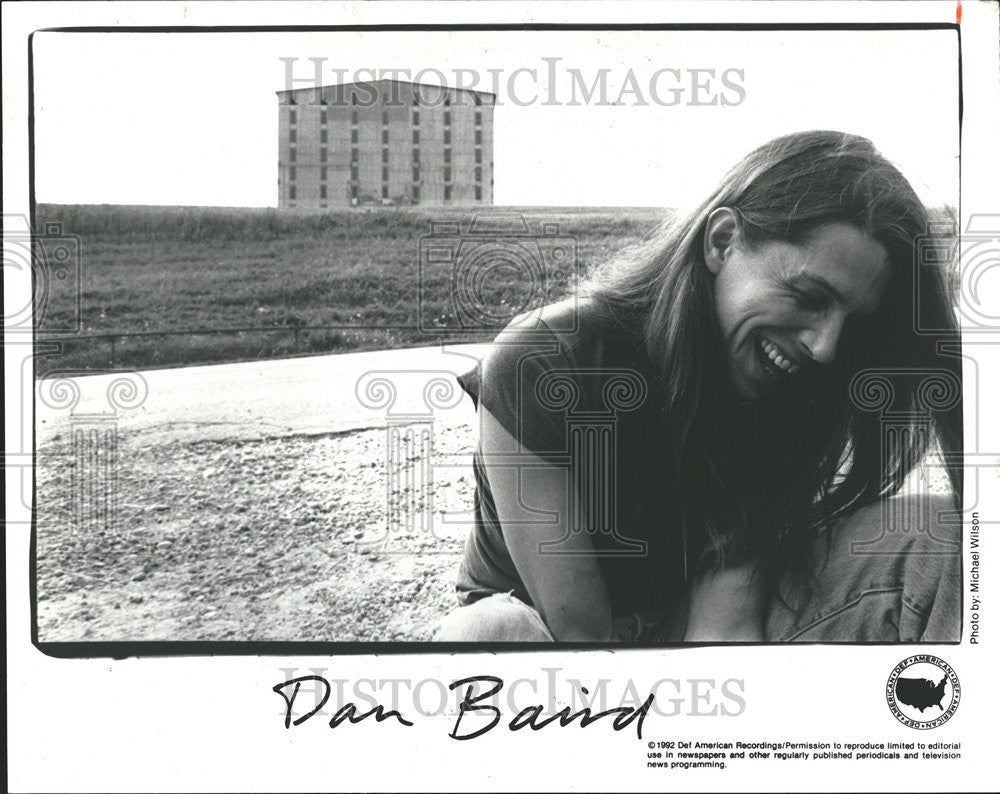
[{"left": 276, "top": 79, "right": 495, "bottom": 208}]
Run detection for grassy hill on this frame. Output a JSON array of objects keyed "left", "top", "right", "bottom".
[{"left": 34, "top": 203, "right": 666, "bottom": 372}]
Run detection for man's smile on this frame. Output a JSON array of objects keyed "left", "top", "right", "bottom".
[{"left": 755, "top": 335, "right": 802, "bottom": 378}]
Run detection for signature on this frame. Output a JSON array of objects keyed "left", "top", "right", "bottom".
[{"left": 273, "top": 674, "right": 654, "bottom": 740}]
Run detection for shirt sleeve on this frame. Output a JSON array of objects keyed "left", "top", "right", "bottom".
[{"left": 456, "top": 314, "right": 580, "bottom": 465}]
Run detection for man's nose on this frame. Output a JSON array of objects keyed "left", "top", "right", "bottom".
[{"left": 799, "top": 313, "right": 845, "bottom": 365}]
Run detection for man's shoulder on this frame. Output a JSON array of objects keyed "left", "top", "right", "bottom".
[{"left": 496, "top": 295, "right": 633, "bottom": 358}]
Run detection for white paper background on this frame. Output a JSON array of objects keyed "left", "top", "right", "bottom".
[{"left": 4, "top": 2, "right": 999, "bottom": 791}]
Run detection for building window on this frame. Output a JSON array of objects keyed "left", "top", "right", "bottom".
[
  {"left": 412, "top": 129, "right": 419, "bottom": 144},
  {"left": 444, "top": 130, "right": 451, "bottom": 145},
  {"left": 412, "top": 165, "right": 420, "bottom": 182},
  {"left": 444, "top": 148, "right": 451, "bottom": 163},
  {"left": 290, "top": 166, "right": 297, "bottom": 181},
  {"left": 412, "top": 110, "right": 419, "bottom": 125},
  {"left": 412, "top": 186, "right": 420, "bottom": 202},
  {"left": 444, "top": 111, "right": 451, "bottom": 126},
  {"left": 444, "top": 166, "right": 452, "bottom": 182},
  {"left": 382, "top": 128, "right": 389, "bottom": 144},
  {"left": 474, "top": 94, "right": 482, "bottom": 106},
  {"left": 351, "top": 184, "right": 358, "bottom": 199},
  {"left": 320, "top": 148, "right": 327, "bottom": 163},
  {"left": 382, "top": 166, "right": 389, "bottom": 182},
  {"left": 444, "top": 95, "right": 451, "bottom": 107},
  {"left": 351, "top": 110, "right": 358, "bottom": 125},
  {"left": 351, "top": 165, "right": 359, "bottom": 180},
  {"left": 321, "top": 110, "right": 327, "bottom": 125},
  {"left": 475, "top": 148, "right": 482, "bottom": 164},
  {"left": 412, "top": 147, "right": 420, "bottom": 163},
  {"left": 320, "top": 128, "right": 327, "bottom": 143},
  {"left": 475, "top": 111, "right": 482, "bottom": 127},
  {"left": 289, "top": 147, "right": 296, "bottom": 162},
  {"left": 474, "top": 166, "right": 482, "bottom": 183},
  {"left": 475, "top": 186, "right": 483, "bottom": 201},
  {"left": 289, "top": 110, "right": 297, "bottom": 125},
  {"left": 289, "top": 128, "right": 297, "bottom": 143},
  {"left": 290, "top": 185, "right": 296, "bottom": 200},
  {"left": 382, "top": 185, "right": 389, "bottom": 199},
  {"left": 444, "top": 185, "right": 452, "bottom": 201},
  {"left": 320, "top": 184, "right": 327, "bottom": 199},
  {"left": 320, "top": 166, "right": 327, "bottom": 181},
  {"left": 382, "top": 148, "right": 389, "bottom": 163},
  {"left": 382, "top": 111, "right": 388, "bottom": 125},
  {"left": 351, "top": 128, "right": 358, "bottom": 144},
  {"left": 475, "top": 130, "right": 482, "bottom": 145}
]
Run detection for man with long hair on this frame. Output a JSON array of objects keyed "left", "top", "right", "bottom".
[{"left": 436, "top": 130, "right": 962, "bottom": 643}]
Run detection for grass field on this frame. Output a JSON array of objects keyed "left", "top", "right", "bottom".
[{"left": 33, "top": 203, "right": 666, "bottom": 373}]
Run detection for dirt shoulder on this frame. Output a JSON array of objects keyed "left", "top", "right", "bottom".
[{"left": 35, "top": 420, "right": 475, "bottom": 643}]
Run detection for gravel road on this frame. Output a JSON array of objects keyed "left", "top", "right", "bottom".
[{"left": 34, "top": 347, "right": 486, "bottom": 643}]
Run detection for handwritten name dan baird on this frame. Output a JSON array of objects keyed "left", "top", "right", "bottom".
[{"left": 273, "top": 674, "right": 746, "bottom": 740}]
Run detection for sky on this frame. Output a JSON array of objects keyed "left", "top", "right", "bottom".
[{"left": 31, "top": 28, "right": 960, "bottom": 208}]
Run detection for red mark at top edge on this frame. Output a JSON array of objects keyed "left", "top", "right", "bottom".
[{"left": 956, "top": 0, "right": 962, "bottom": 25}]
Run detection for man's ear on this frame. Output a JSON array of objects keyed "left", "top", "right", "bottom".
[{"left": 703, "top": 207, "right": 739, "bottom": 276}]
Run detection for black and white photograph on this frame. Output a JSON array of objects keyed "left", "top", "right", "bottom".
[
  {"left": 4, "top": 1, "right": 998, "bottom": 791},
  {"left": 27, "top": 23, "right": 965, "bottom": 647}
]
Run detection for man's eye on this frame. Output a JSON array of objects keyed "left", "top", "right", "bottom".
[{"left": 791, "top": 288, "right": 824, "bottom": 310}]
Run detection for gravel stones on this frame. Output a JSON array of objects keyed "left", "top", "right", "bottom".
[{"left": 35, "top": 419, "right": 475, "bottom": 642}]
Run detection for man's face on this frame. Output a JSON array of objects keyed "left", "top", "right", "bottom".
[{"left": 710, "top": 222, "right": 891, "bottom": 399}]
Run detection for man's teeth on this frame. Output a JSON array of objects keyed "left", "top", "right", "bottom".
[{"left": 760, "top": 339, "right": 801, "bottom": 374}]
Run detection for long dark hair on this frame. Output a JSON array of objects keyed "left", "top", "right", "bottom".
[{"left": 582, "top": 130, "right": 962, "bottom": 594}]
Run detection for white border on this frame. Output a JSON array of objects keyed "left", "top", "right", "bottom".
[{"left": 5, "top": 2, "right": 999, "bottom": 792}]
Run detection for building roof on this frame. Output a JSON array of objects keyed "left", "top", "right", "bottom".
[{"left": 275, "top": 77, "right": 496, "bottom": 101}]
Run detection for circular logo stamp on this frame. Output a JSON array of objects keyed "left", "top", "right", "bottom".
[{"left": 886, "top": 655, "right": 960, "bottom": 729}]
